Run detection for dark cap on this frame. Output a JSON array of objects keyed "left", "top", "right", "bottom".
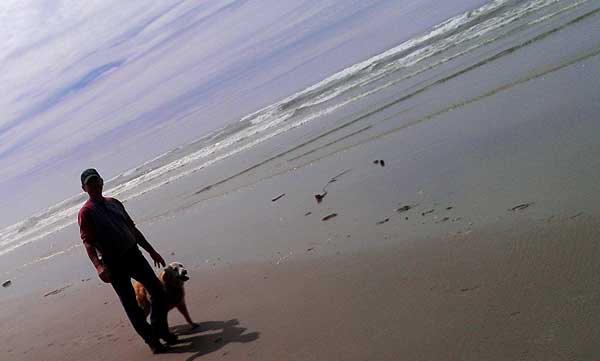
[{"left": 81, "top": 168, "right": 102, "bottom": 186}]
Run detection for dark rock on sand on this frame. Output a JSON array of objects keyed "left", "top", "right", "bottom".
[
  {"left": 315, "top": 192, "right": 327, "bottom": 203},
  {"left": 322, "top": 213, "right": 338, "bottom": 221},
  {"left": 396, "top": 205, "right": 412, "bottom": 213},
  {"left": 376, "top": 218, "right": 390, "bottom": 225},
  {"left": 2, "top": 280, "right": 12, "bottom": 288},
  {"left": 43, "top": 285, "right": 71, "bottom": 297},
  {"left": 510, "top": 203, "right": 534, "bottom": 211},
  {"left": 271, "top": 193, "right": 286, "bottom": 202},
  {"left": 421, "top": 209, "right": 434, "bottom": 216}
]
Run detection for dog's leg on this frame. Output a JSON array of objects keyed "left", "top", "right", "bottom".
[{"left": 177, "top": 303, "right": 199, "bottom": 329}]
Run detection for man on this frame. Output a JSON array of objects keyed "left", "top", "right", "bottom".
[{"left": 78, "top": 168, "right": 177, "bottom": 354}]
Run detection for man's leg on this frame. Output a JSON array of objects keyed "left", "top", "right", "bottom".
[
  {"left": 128, "top": 249, "right": 176, "bottom": 343},
  {"left": 109, "top": 269, "right": 163, "bottom": 348}
]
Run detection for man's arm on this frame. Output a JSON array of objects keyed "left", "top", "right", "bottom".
[
  {"left": 78, "top": 208, "right": 110, "bottom": 283},
  {"left": 133, "top": 226, "right": 166, "bottom": 268},
  {"left": 83, "top": 241, "right": 102, "bottom": 269}
]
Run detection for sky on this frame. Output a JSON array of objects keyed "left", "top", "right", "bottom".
[{"left": 0, "top": 0, "right": 486, "bottom": 227}]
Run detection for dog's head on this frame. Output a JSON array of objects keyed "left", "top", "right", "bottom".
[{"left": 161, "top": 261, "right": 189, "bottom": 287}]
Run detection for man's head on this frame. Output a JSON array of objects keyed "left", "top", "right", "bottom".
[{"left": 81, "top": 168, "right": 104, "bottom": 199}]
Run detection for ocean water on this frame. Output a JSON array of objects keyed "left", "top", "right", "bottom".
[{"left": 1, "top": 0, "right": 599, "bottom": 271}]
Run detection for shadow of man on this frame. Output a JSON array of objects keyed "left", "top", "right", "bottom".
[{"left": 167, "top": 319, "right": 259, "bottom": 361}]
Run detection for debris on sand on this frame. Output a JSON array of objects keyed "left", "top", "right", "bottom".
[
  {"left": 373, "top": 160, "right": 385, "bottom": 167},
  {"left": 376, "top": 218, "right": 390, "bottom": 225},
  {"left": 43, "top": 285, "right": 71, "bottom": 297},
  {"left": 304, "top": 211, "right": 312, "bottom": 216},
  {"left": 315, "top": 192, "right": 327, "bottom": 203},
  {"left": 460, "top": 285, "right": 480, "bottom": 293},
  {"left": 421, "top": 209, "right": 435, "bottom": 216},
  {"left": 271, "top": 193, "right": 286, "bottom": 202},
  {"left": 314, "top": 169, "right": 352, "bottom": 204},
  {"left": 510, "top": 203, "right": 534, "bottom": 211},
  {"left": 570, "top": 212, "right": 584, "bottom": 219},
  {"left": 194, "top": 185, "right": 212, "bottom": 195},
  {"left": 322, "top": 213, "right": 338, "bottom": 221},
  {"left": 2, "top": 280, "right": 12, "bottom": 288},
  {"left": 306, "top": 247, "right": 315, "bottom": 252},
  {"left": 446, "top": 206, "right": 454, "bottom": 210},
  {"left": 396, "top": 205, "right": 413, "bottom": 213}
]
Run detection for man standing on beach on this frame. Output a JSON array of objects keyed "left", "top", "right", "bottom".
[{"left": 77, "top": 168, "right": 176, "bottom": 354}]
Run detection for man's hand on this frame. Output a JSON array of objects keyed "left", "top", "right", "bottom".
[
  {"left": 97, "top": 264, "right": 110, "bottom": 283},
  {"left": 150, "top": 250, "right": 166, "bottom": 268}
]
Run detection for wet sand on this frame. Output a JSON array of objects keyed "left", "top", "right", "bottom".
[{"left": 3, "top": 216, "right": 600, "bottom": 361}]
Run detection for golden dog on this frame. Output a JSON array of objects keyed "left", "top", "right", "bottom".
[{"left": 133, "top": 262, "right": 198, "bottom": 328}]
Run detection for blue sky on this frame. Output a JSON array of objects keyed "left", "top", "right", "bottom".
[{"left": 0, "top": 0, "right": 486, "bottom": 226}]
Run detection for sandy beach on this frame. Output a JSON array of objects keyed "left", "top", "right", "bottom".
[
  {"left": 3, "top": 216, "right": 600, "bottom": 361},
  {"left": 2, "top": 1, "right": 600, "bottom": 360}
]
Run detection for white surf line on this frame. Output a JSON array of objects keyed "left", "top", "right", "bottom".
[{"left": 0, "top": 0, "right": 551, "bottom": 257}]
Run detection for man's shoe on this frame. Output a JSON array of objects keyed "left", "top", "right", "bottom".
[
  {"left": 161, "top": 332, "right": 179, "bottom": 345},
  {"left": 148, "top": 341, "right": 169, "bottom": 354}
]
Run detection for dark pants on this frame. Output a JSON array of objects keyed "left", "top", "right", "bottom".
[{"left": 105, "top": 246, "right": 170, "bottom": 345}]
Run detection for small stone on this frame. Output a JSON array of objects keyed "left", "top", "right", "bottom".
[
  {"left": 271, "top": 193, "right": 286, "bottom": 202},
  {"left": 315, "top": 192, "right": 327, "bottom": 203},
  {"left": 510, "top": 203, "right": 533, "bottom": 211},
  {"left": 322, "top": 213, "right": 338, "bottom": 221},
  {"left": 2, "top": 280, "right": 12, "bottom": 288},
  {"left": 396, "top": 205, "right": 412, "bottom": 213}
]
